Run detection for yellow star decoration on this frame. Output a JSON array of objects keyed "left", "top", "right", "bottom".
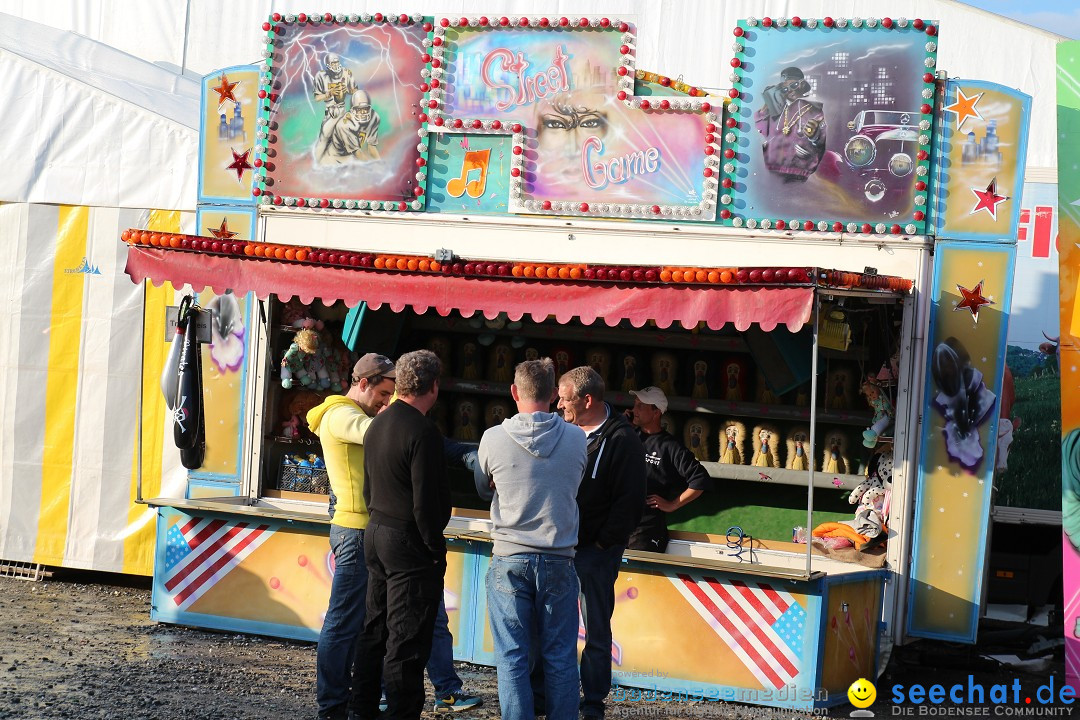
[{"left": 944, "top": 87, "right": 983, "bottom": 131}]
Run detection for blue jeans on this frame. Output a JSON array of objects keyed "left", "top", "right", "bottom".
[
  {"left": 427, "top": 599, "right": 462, "bottom": 699},
  {"left": 316, "top": 525, "right": 367, "bottom": 716},
  {"left": 488, "top": 553, "right": 580, "bottom": 720},
  {"left": 575, "top": 545, "right": 624, "bottom": 718}
]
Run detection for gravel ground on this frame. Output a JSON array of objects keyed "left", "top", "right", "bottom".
[{"left": 0, "top": 570, "right": 1068, "bottom": 720}]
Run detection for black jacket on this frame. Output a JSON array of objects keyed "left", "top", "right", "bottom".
[
  {"left": 576, "top": 405, "right": 647, "bottom": 549},
  {"left": 363, "top": 400, "right": 451, "bottom": 561}
]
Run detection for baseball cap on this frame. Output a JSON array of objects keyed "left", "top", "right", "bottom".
[
  {"left": 630, "top": 386, "right": 668, "bottom": 413},
  {"left": 352, "top": 353, "right": 396, "bottom": 381}
]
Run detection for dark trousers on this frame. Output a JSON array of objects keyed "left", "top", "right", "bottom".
[
  {"left": 532, "top": 544, "right": 624, "bottom": 718},
  {"left": 350, "top": 522, "right": 445, "bottom": 720}
]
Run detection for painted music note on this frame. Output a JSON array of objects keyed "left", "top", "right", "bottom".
[{"left": 447, "top": 148, "right": 491, "bottom": 199}]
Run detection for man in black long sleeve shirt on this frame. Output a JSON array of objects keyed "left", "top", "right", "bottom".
[
  {"left": 352, "top": 350, "right": 449, "bottom": 720},
  {"left": 554, "top": 366, "right": 646, "bottom": 720}
]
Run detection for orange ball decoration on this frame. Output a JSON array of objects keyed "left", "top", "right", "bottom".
[
  {"left": 169, "top": 236, "right": 181, "bottom": 248},
  {"left": 707, "top": 270, "right": 720, "bottom": 283},
  {"left": 430, "top": 261, "right": 441, "bottom": 272},
  {"left": 512, "top": 265, "right": 523, "bottom": 277},
  {"left": 275, "top": 247, "right": 286, "bottom": 259},
  {"left": 243, "top": 244, "right": 254, "bottom": 256},
  {"left": 547, "top": 266, "right": 559, "bottom": 279},
  {"left": 294, "top": 249, "right": 307, "bottom": 261},
  {"left": 139, "top": 231, "right": 150, "bottom": 244},
  {"left": 558, "top": 267, "right": 570, "bottom": 279},
  {"left": 720, "top": 270, "right": 733, "bottom": 283},
  {"left": 285, "top": 248, "right": 296, "bottom": 261},
  {"left": 524, "top": 266, "right": 535, "bottom": 278},
  {"left": 660, "top": 270, "right": 672, "bottom": 282},
  {"left": 569, "top": 267, "right": 583, "bottom": 279},
  {"left": 695, "top": 270, "right": 707, "bottom": 283},
  {"left": 407, "top": 258, "right": 419, "bottom": 271},
  {"left": 121, "top": 230, "right": 132, "bottom": 242},
  {"left": 419, "top": 259, "right": 430, "bottom": 272},
  {"left": 148, "top": 233, "right": 160, "bottom": 246},
  {"left": 534, "top": 265, "right": 546, "bottom": 278},
  {"left": 375, "top": 257, "right": 386, "bottom": 269}
]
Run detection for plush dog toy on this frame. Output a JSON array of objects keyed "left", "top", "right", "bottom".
[
  {"left": 785, "top": 426, "right": 811, "bottom": 471},
  {"left": 684, "top": 417, "right": 712, "bottom": 462},
  {"left": 718, "top": 420, "right": 746, "bottom": 465},
  {"left": 860, "top": 375, "right": 895, "bottom": 448},
  {"left": 751, "top": 424, "right": 782, "bottom": 468}
]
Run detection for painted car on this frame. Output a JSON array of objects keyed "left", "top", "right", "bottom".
[{"left": 842, "top": 110, "right": 920, "bottom": 204}]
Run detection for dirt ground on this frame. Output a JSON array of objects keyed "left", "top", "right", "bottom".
[{"left": 0, "top": 570, "right": 1069, "bottom": 720}]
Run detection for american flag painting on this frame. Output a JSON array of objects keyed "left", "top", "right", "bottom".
[
  {"left": 162, "top": 515, "right": 273, "bottom": 610},
  {"left": 671, "top": 574, "right": 804, "bottom": 690}
]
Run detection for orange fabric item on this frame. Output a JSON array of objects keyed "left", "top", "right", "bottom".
[{"left": 812, "top": 522, "right": 869, "bottom": 546}]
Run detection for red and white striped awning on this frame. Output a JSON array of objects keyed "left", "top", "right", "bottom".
[{"left": 125, "top": 245, "right": 816, "bottom": 331}]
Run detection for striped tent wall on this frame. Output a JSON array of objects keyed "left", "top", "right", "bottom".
[{"left": 0, "top": 203, "right": 193, "bottom": 576}]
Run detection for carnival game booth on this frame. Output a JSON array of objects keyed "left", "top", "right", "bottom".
[{"left": 121, "top": 11, "right": 1030, "bottom": 711}]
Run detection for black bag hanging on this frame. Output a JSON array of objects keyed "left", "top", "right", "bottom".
[
  {"left": 173, "top": 303, "right": 203, "bottom": 454},
  {"left": 179, "top": 321, "right": 206, "bottom": 470}
]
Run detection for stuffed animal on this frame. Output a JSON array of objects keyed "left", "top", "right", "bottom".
[
  {"left": 489, "top": 342, "right": 515, "bottom": 383},
  {"left": 690, "top": 358, "right": 710, "bottom": 399},
  {"left": 427, "top": 336, "right": 452, "bottom": 377},
  {"left": 454, "top": 397, "right": 480, "bottom": 441},
  {"left": 552, "top": 346, "right": 575, "bottom": 379},
  {"left": 485, "top": 399, "right": 513, "bottom": 428},
  {"left": 718, "top": 420, "right": 746, "bottom": 465},
  {"left": 785, "top": 426, "right": 811, "bottom": 471},
  {"left": 756, "top": 369, "right": 780, "bottom": 405},
  {"left": 820, "top": 428, "right": 851, "bottom": 474},
  {"left": 460, "top": 341, "right": 483, "bottom": 380},
  {"left": 684, "top": 417, "right": 711, "bottom": 462},
  {"left": 751, "top": 424, "right": 782, "bottom": 468},
  {"left": 721, "top": 356, "right": 749, "bottom": 402},
  {"left": 585, "top": 346, "right": 611, "bottom": 387},
  {"left": 281, "top": 329, "right": 320, "bottom": 389},
  {"left": 826, "top": 364, "right": 856, "bottom": 410},
  {"left": 281, "top": 299, "right": 325, "bottom": 331},
  {"left": 619, "top": 353, "right": 640, "bottom": 392},
  {"left": 522, "top": 346, "right": 541, "bottom": 363},
  {"left": 847, "top": 448, "right": 894, "bottom": 549},
  {"left": 792, "top": 382, "right": 811, "bottom": 407},
  {"left": 651, "top": 351, "right": 678, "bottom": 396},
  {"left": 860, "top": 375, "right": 896, "bottom": 448}
]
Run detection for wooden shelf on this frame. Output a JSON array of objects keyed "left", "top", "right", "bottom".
[
  {"left": 700, "top": 462, "right": 864, "bottom": 491},
  {"left": 439, "top": 377, "right": 874, "bottom": 427},
  {"left": 412, "top": 315, "right": 750, "bottom": 353}
]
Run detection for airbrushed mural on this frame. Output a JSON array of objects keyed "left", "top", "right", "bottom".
[
  {"left": 263, "top": 19, "right": 429, "bottom": 204},
  {"left": 437, "top": 26, "right": 710, "bottom": 211},
  {"left": 723, "top": 19, "right": 937, "bottom": 232}
]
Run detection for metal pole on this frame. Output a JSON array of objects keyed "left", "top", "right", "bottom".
[
  {"left": 806, "top": 293, "right": 821, "bottom": 577},
  {"left": 136, "top": 280, "right": 146, "bottom": 504},
  {"left": 180, "top": 0, "right": 192, "bottom": 76}
]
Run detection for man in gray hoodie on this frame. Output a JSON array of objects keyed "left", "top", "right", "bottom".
[{"left": 478, "top": 358, "right": 587, "bottom": 720}]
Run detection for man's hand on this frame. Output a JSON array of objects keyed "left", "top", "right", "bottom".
[
  {"left": 804, "top": 118, "right": 822, "bottom": 141},
  {"left": 646, "top": 494, "right": 678, "bottom": 513}
]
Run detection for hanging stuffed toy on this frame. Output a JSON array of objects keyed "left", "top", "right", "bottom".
[
  {"left": 651, "top": 351, "right": 678, "bottom": 396},
  {"left": 551, "top": 346, "right": 575, "bottom": 379},
  {"left": 485, "top": 399, "right": 513, "bottom": 428},
  {"left": 756, "top": 369, "right": 780, "bottom": 405},
  {"left": 820, "top": 428, "right": 851, "bottom": 474},
  {"left": 460, "top": 340, "right": 483, "bottom": 380},
  {"left": 720, "top": 355, "right": 749, "bottom": 402},
  {"left": 813, "top": 447, "right": 894, "bottom": 551},
  {"left": 690, "top": 358, "right": 710, "bottom": 399},
  {"left": 785, "top": 426, "right": 811, "bottom": 471},
  {"left": 454, "top": 397, "right": 480, "bottom": 441},
  {"left": 751, "top": 424, "right": 781, "bottom": 468},
  {"left": 585, "top": 346, "right": 611, "bottom": 387},
  {"left": 860, "top": 375, "right": 896, "bottom": 448},
  {"left": 281, "top": 329, "right": 320, "bottom": 389},
  {"left": 825, "top": 363, "right": 857, "bottom": 410},
  {"left": 619, "top": 352, "right": 640, "bottom": 392},
  {"left": 427, "top": 335, "right": 453, "bottom": 377},
  {"left": 489, "top": 342, "right": 515, "bottom": 383},
  {"left": 683, "top": 417, "right": 712, "bottom": 462},
  {"left": 718, "top": 420, "right": 746, "bottom": 465}
]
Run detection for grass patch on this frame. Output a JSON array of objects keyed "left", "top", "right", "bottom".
[{"left": 996, "top": 371, "right": 1061, "bottom": 510}]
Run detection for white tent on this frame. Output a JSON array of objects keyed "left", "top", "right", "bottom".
[{"left": 0, "top": 13, "right": 198, "bottom": 574}]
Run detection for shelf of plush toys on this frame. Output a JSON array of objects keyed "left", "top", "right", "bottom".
[{"left": 439, "top": 376, "right": 873, "bottom": 428}]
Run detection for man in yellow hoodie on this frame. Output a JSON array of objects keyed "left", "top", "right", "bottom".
[{"left": 308, "top": 353, "right": 396, "bottom": 720}]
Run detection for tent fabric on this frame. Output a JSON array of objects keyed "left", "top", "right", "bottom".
[
  {"left": 0, "top": 13, "right": 199, "bottom": 210},
  {"left": 125, "top": 245, "right": 816, "bottom": 332},
  {"left": 0, "top": 204, "right": 191, "bottom": 576}
]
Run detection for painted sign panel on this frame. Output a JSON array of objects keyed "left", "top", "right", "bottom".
[
  {"left": 199, "top": 66, "right": 260, "bottom": 204},
  {"left": 1057, "top": 39, "right": 1080, "bottom": 691},
  {"left": 997, "top": 182, "right": 1061, "bottom": 511},
  {"left": 934, "top": 80, "right": 1031, "bottom": 241},
  {"left": 435, "top": 23, "right": 714, "bottom": 218},
  {"left": 722, "top": 18, "right": 938, "bottom": 233},
  {"left": 260, "top": 18, "right": 429, "bottom": 207},
  {"left": 426, "top": 133, "right": 512, "bottom": 214},
  {"left": 907, "top": 241, "right": 1016, "bottom": 642}
]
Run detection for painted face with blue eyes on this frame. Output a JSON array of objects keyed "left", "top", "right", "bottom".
[{"left": 536, "top": 92, "right": 610, "bottom": 161}]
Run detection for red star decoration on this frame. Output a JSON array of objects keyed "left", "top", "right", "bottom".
[
  {"left": 970, "top": 178, "right": 1008, "bottom": 220},
  {"left": 226, "top": 148, "right": 253, "bottom": 182},
  {"left": 212, "top": 74, "right": 239, "bottom": 105},
  {"left": 207, "top": 217, "right": 238, "bottom": 240},
  {"left": 954, "top": 281, "right": 993, "bottom": 323}
]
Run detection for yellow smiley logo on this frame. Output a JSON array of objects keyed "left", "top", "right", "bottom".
[{"left": 847, "top": 677, "right": 876, "bottom": 709}]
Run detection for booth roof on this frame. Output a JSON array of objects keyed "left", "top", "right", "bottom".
[{"left": 125, "top": 244, "right": 817, "bottom": 332}]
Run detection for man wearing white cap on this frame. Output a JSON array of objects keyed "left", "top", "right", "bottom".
[{"left": 627, "top": 386, "right": 711, "bottom": 552}]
